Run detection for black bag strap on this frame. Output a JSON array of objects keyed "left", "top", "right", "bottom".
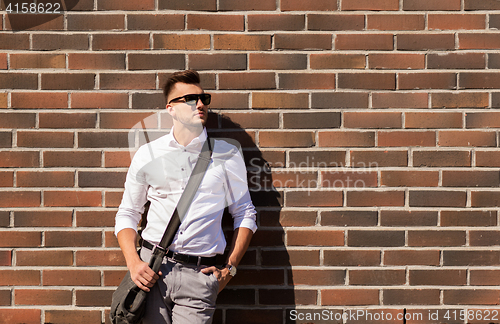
[{"left": 148, "top": 135, "right": 213, "bottom": 273}]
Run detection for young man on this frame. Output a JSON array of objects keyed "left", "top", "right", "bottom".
[{"left": 114, "top": 70, "right": 257, "bottom": 323}]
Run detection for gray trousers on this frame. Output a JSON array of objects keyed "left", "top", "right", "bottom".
[{"left": 140, "top": 247, "right": 219, "bottom": 324}]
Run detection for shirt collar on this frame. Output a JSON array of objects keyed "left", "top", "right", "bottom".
[{"left": 165, "top": 126, "right": 207, "bottom": 151}]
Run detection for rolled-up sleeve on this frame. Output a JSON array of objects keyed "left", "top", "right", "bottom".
[{"left": 224, "top": 149, "right": 258, "bottom": 233}]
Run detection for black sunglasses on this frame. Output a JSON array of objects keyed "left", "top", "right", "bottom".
[{"left": 168, "top": 93, "right": 211, "bottom": 105}]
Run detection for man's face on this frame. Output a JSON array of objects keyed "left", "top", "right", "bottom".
[{"left": 166, "top": 82, "right": 209, "bottom": 128}]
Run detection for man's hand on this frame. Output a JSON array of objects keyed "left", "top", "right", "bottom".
[
  {"left": 201, "top": 266, "right": 231, "bottom": 293},
  {"left": 129, "top": 259, "right": 161, "bottom": 292}
]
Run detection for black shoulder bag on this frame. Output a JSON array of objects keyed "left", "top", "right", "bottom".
[{"left": 110, "top": 137, "right": 213, "bottom": 324}]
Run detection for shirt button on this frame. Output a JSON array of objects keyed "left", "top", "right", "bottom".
[
  {"left": 180, "top": 231, "right": 183, "bottom": 235},
  {"left": 181, "top": 168, "right": 185, "bottom": 171}
]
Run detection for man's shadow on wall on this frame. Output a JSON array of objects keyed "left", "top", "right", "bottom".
[{"left": 208, "top": 113, "right": 296, "bottom": 324}]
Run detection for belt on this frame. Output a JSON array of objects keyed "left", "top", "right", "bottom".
[{"left": 142, "top": 240, "right": 217, "bottom": 267}]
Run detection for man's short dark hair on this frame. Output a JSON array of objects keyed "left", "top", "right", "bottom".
[{"left": 163, "top": 70, "right": 201, "bottom": 101}]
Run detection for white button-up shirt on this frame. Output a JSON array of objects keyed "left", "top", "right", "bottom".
[{"left": 115, "top": 128, "right": 257, "bottom": 257}]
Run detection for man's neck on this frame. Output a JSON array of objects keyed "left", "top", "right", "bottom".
[{"left": 172, "top": 125, "right": 204, "bottom": 147}]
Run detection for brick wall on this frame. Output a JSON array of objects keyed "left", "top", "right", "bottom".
[{"left": 1, "top": 0, "right": 500, "bottom": 323}]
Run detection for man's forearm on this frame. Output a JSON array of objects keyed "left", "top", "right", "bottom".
[
  {"left": 226, "top": 227, "right": 253, "bottom": 267},
  {"left": 117, "top": 228, "right": 142, "bottom": 268}
]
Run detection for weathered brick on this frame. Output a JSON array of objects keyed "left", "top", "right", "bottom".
[
  {"left": 321, "top": 210, "right": 377, "bottom": 226},
  {"left": 0, "top": 132, "right": 12, "bottom": 148},
  {"left": 78, "top": 171, "right": 126, "bottom": 188},
  {"left": 131, "top": 93, "right": 165, "bottom": 109},
  {"left": 476, "top": 150, "right": 500, "bottom": 167},
  {"left": 219, "top": 72, "right": 276, "bottom": 90},
  {"left": 428, "top": 14, "right": 486, "bottom": 30},
  {"left": 10, "top": 53, "right": 65, "bottom": 69},
  {"left": 443, "top": 170, "right": 499, "bottom": 187},
  {"left": 67, "top": 14, "right": 125, "bottom": 30},
  {"left": 68, "top": 53, "right": 126, "bottom": 70},
  {"left": 336, "top": 34, "right": 393, "bottom": 50},
  {"left": 0, "top": 192, "right": 41, "bottom": 208},
  {"left": 409, "top": 191, "right": 467, "bottom": 207},
  {"left": 285, "top": 191, "right": 343, "bottom": 207},
  {"left": 432, "top": 92, "right": 488, "bottom": 108},
  {"left": 403, "top": 0, "right": 461, "bottom": 10},
  {"left": 0, "top": 151, "right": 39, "bottom": 168},
  {"left": 76, "top": 210, "right": 117, "bottom": 227},
  {"left": 372, "top": 92, "right": 428, "bottom": 108},
  {"left": 408, "top": 230, "right": 466, "bottom": 247},
  {"left": 76, "top": 250, "right": 125, "bottom": 266},
  {"left": 319, "top": 131, "right": 375, "bottom": 147},
  {"left": 43, "top": 270, "right": 101, "bottom": 286},
  {"left": 470, "top": 230, "right": 500, "bottom": 246},
  {"left": 313, "top": 92, "right": 369, "bottom": 108},
  {"left": 159, "top": 0, "right": 216, "bottom": 10},
  {"left": 459, "top": 33, "right": 500, "bottom": 50},
  {"left": 291, "top": 269, "right": 345, "bottom": 286},
  {"left": 378, "top": 131, "right": 436, "bottom": 147},
  {"left": 351, "top": 150, "right": 408, "bottom": 167},
  {"left": 398, "top": 33, "right": 455, "bottom": 50},
  {"left": 0, "top": 34, "right": 30, "bottom": 50},
  {"left": 281, "top": 0, "right": 337, "bottom": 11},
  {"left": 368, "top": 14, "right": 425, "bottom": 30},
  {"left": 342, "top": 0, "right": 399, "bottom": 10},
  {"left": 279, "top": 73, "right": 335, "bottom": 90},
  {"left": 311, "top": 53, "right": 365, "bottom": 69},
  {"left": 381, "top": 171, "right": 438, "bottom": 187},
  {"left": 44, "top": 310, "right": 102, "bottom": 324},
  {"left": 78, "top": 132, "right": 130, "bottom": 148},
  {"left": 93, "top": 34, "right": 150, "bottom": 50},
  {"left": 275, "top": 34, "right": 332, "bottom": 50},
  {"left": 259, "top": 131, "right": 314, "bottom": 148},
  {"left": 324, "top": 250, "right": 380, "bottom": 266},
  {"left": 322, "top": 289, "right": 379, "bottom": 306},
  {"left": 338, "top": 73, "right": 396, "bottom": 90},
  {"left": 347, "top": 191, "right": 405, "bottom": 207},
  {"left": 405, "top": 112, "right": 462, "bottom": 129},
  {"left": 188, "top": 14, "right": 244, "bottom": 31},
  {"left": 252, "top": 92, "right": 308, "bottom": 109},
  {"left": 287, "top": 229, "right": 344, "bottom": 246},
  {"left": 0, "top": 309, "right": 41, "bottom": 323},
  {"left": 350, "top": 270, "right": 405, "bottom": 285},
  {"left": 0, "top": 73, "right": 37, "bottom": 89},
  {"left": 32, "top": 34, "right": 89, "bottom": 50},
  {"left": 471, "top": 191, "right": 500, "bottom": 207},
  {"left": 399, "top": 72, "right": 456, "bottom": 90},
  {"left": 11, "top": 92, "right": 68, "bottom": 109},
  {"left": 188, "top": 54, "right": 245, "bottom": 71},
  {"left": 465, "top": 0, "right": 500, "bottom": 10},
  {"left": 97, "top": 0, "right": 154, "bottom": 10},
  {"left": 461, "top": 72, "right": 500, "bottom": 89},
  {"left": 17, "top": 171, "right": 74, "bottom": 187},
  {"left": 14, "top": 211, "right": 72, "bottom": 227},
  {"left": 100, "top": 73, "right": 155, "bottom": 90},
  {"left": 128, "top": 14, "right": 184, "bottom": 30},
  {"left": 16, "top": 250, "right": 73, "bottom": 266},
  {"left": 439, "top": 130, "right": 496, "bottom": 147},
  {"left": 428, "top": 53, "right": 485, "bottom": 69},
  {"left": 0, "top": 171, "right": 13, "bottom": 187},
  {"left": 249, "top": 53, "right": 307, "bottom": 70},
  {"left": 6, "top": 14, "right": 64, "bottom": 31},
  {"left": 283, "top": 112, "right": 340, "bottom": 129},
  {"left": 219, "top": 0, "right": 276, "bottom": 10},
  {"left": 444, "top": 290, "right": 500, "bottom": 305},
  {"left": 289, "top": 150, "right": 346, "bottom": 168},
  {"left": 249, "top": 14, "right": 304, "bottom": 31},
  {"left": 44, "top": 190, "right": 102, "bottom": 207},
  {"left": 384, "top": 289, "right": 440, "bottom": 305},
  {"left": 39, "top": 112, "right": 96, "bottom": 129},
  {"left": 441, "top": 210, "right": 497, "bottom": 227},
  {"left": 17, "top": 131, "right": 73, "bottom": 148},
  {"left": 308, "top": 14, "right": 364, "bottom": 31},
  {"left": 444, "top": 250, "right": 500, "bottom": 266},
  {"left": 221, "top": 112, "right": 279, "bottom": 129},
  {"left": 380, "top": 210, "right": 437, "bottom": 226},
  {"left": 0, "top": 92, "right": 6, "bottom": 108},
  {"left": 384, "top": 250, "right": 440, "bottom": 266},
  {"left": 214, "top": 34, "right": 272, "bottom": 51},
  {"left": 344, "top": 112, "right": 401, "bottom": 128},
  {"left": 470, "top": 270, "right": 500, "bottom": 285},
  {"left": 44, "top": 151, "right": 101, "bottom": 168},
  {"left": 369, "top": 53, "right": 425, "bottom": 69}
]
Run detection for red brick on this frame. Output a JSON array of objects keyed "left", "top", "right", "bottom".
[
  {"left": 76, "top": 289, "right": 115, "bottom": 306},
  {"left": 100, "top": 73, "right": 155, "bottom": 90},
  {"left": 0, "top": 231, "right": 41, "bottom": 249},
  {"left": 319, "top": 131, "right": 375, "bottom": 147},
  {"left": 368, "top": 14, "right": 425, "bottom": 30},
  {"left": 32, "top": 34, "right": 89, "bottom": 50},
  {"left": 0, "top": 171, "right": 13, "bottom": 187},
  {"left": 103, "top": 270, "right": 127, "bottom": 286},
  {"left": 252, "top": 92, "right": 308, "bottom": 109},
  {"left": 78, "top": 131, "right": 130, "bottom": 148},
  {"left": 409, "top": 190, "right": 467, "bottom": 207},
  {"left": 159, "top": 0, "right": 216, "bottom": 10},
  {"left": 403, "top": 0, "right": 461, "bottom": 10},
  {"left": 476, "top": 150, "right": 500, "bottom": 167},
  {"left": 0, "top": 270, "right": 40, "bottom": 285},
  {"left": 428, "top": 53, "right": 485, "bottom": 70},
  {"left": 106, "top": 190, "right": 124, "bottom": 207},
  {"left": 68, "top": 53, "right": 126, "bottom": 70},
  {"left": 431, "top": 92, "right": 488, "bottom": 108},
  {"left": 43, "top": 270, "right": 101, "bottom": 287},
  {"left": 214, "top": 34, "right": 270, "bottom": 50},
  {"left": 0, "top": 132, "right": 11, "bottom": 148},
  {"left": 287, "top": 229, "right": 344, "bottom": 246},
  {"left": 429, "top": 14, "right": 486, "bottom": 30},
  {"left": 288, "top": 150, "right": 346, "bottom": 168},
  {"left": 285, "top": 190, "right": 343, "bottom": 207},
  {"left": 350, "top": 150, "right": 408, "bottom": 167},
  {"left": 313, "top": 92, "right": 369, "bottom": 108},
  {"left": 444, "top": 250, "right": 500, "bottom": 266},
  {"left": 347, "top": 191, "right": 405, "bottom": 207},
  {"left": 339, "top": 73, "right": 396, "bottom": 90},
  {"left": 281, "top": 0, "right": 337, "bottom": 11},
  {"left": 465, "top": 0, "right": 500, "bottom": 9},
  {"left": 6, "top": 14, "right": 64, "bottom": 31},
  {"left": 78, "top": 171, "right": 126, "bottom": 188},
  {"left": 372, "top": 92, "right": 428, "bottom": 108},
  {"left": 93, "top": 34, "right": 150, "bottom": 50},
  {"left": 260, "top": 210, "right": 317, "bottom": 227},
  {"left": 470, "top": 270, "right": 500, "bottom": 285},
  {"left": 0, "top": 73, "right": 37, "bottom": 89},
  {"left": 322, "top": 289, "right": 379, "bottom": 306},
  {"left": 398, "top": 33, "right": 455, "bottom": 50},
  {"left": 444, "top": 290, "right": 500, "bottom": 305},
  {"left": 44, "top": 190, "right": 102, "bottom": 207},
  {"left": 0, "top": 309, "right": 41, "bottom": 324},
  {"left": 0, "top": 34, "right": 28, "bottom": 51},
  {"left": 470, "top": 230, "right": 500, "bottom": 246},
  {"left": 0, "top": 151, "right": 39, "bottom": 168},
  {"left": 41, "top": 111, "right": 94, "bottom": 129},
  {"left": 350, "top": 270, "right": 405, "bottom": 285},
  {"left": 459, "top": 33, "right": 500, "bottom": 50},
  {"left": 155, "top": 34, "right": 210, "bottom": 50},
  {"left": 324, "top": 250, "right": 380, "bottom": 266},
  {"left": 43, "top": 151, "right": 101, "bottom": 168},
  {"left": 221, "top": 112, "right": 280, "bottom": 129},
  {"left": 399, "top": 72, "right": 456, "bottom": 90},
  {"left": 11, "top": 92, "right": 68, "bottom": 109},
  {"left": 16, "top": 250, "right": 73, "bottom": 266},
  {"left": 97, "top": 0, "right": 154, "bottom": 10},
  {"left": 369, "top": 53, "right": 424, "bottom": 69},
  {"left": 188, "top": 54, "right": 245, "bottom": 71},
  {"left": 17, "top": 131, "right": 74, "bottom": 148},
  {"left": 378, "top": 131, "right": 436, "bottom": 147},
  {"left": 344, "top": 112, "right": 401, "bottom": 128},
  {"left": 380, "top": 210, "right": 437, "bottom": 226},
  {"left": 384, "top": 289, "right": 440, "bottom": 305},
  {"left": 46, "top": 231, "right": 100, "bottom": 248},
  {"left": 10, "top": 53, "right": 65, "bottom": 69},
  {"left": 0, "top": 93, "right": 6, "bottom": 108},
  {"left": 249, "top": 14, "right": 304, "bottom": 31},
  {"left": 210, "top": 93, "right": 249, "bottom": 109},
  {"left": 71, "top": 93, "right": 129, "bottom": 109},
  {"left": 311, "top": 53, "right": 365, "bottom": 69},
  {"left": 128, "top": 14, "right": 184, "bottom": 30},
  {"left": 44, "top": 310, "right": 102, "bottom": 324},
  {"left": 0, "top": 289, "right": 9, "bottom": 305},
  {"left": 347, "top": 230, "right": 405, "bottom": 246},
  {"left": 471, "top": 191, "right": 500, "bottom": 207},
  {"left": 408, "top": 230, "right": 466, "bottom": 247},
  {"left": 188, "top": 14, "right": 244, "bottom": 31},
  {"left": 75, "top": 210, "right": 117, "bottom": 227},
  {"left": 381, "top": 171, "right": 439, "bottom": 187},
  {"left": 0, "top": 192, "right": 41, "bottom": 208},
  {"left": 249, "top": 53, "right": 307, "bottom": 70},
  {"left": 443, "top": 170, "right": 499, "bottom": 187},
  {"left": 220, "top": 0, "right": 276, "bottom": 10},
  {"left": 279, "top": 73, "right": 335, "bottom": 90},
  {"left": 308, "top": 14, "right": 363, "bottom": 31},
  {"left": 0, "top": 53, "right": 5, "bottom": 69},
  {"left": 104, "top": 151, "right": 133, "bottom": 168},
  {"left": 290, "top": 269, "right": 345, "bottom": 285},
  {"left": 67, "top": 14, "right": 125, "bottom": 30},
  {"left": 441, "top": 210, "right": 497, "bottom": 227},
  {"left": 15, "top": 289, "right": 71, "bottom": 306},
  {"left": 17, "top": 171, "right": 74, "bottom": 187},
  {"left": 219, "top": 72, "right": 275, "bottom": 90},
  {"left": 461, "top": 72, "right": 500, "bottom": 89},
  {"left": 439, "top": 130, "right": 496, "bottom": 147},
  {"left": 336, "top": 34, "right": 393, "bottom": 50},
  {"left": 322, "top": 171, "right": 377, "bottom": 189},
  {"left": 261, "top": 249, "right": 319, "bottom": 266},
  {"left": 14, "top": 211, "right": 72, "bottom": 227},
  {"left": 275, "top": 34, "right": 332, "bottom": 50},
  {"left": 76, "top": 250, "right": 125, "bottom": 266},
  {"left": 342, "top": 0, "right": 399, "bottom": 10},
  {"left": 405, "top": 112, "right": 462, "bottom": 128},
  {"left": 384, "top": 250, "right": 440, "bottom": 266},
  {"left": 259, "top": 131, "right": 314, "bottom": 148}
]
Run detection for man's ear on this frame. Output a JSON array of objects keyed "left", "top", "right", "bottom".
[{"left": 166, "top": 104, "right": 175, "bottom": 118}]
